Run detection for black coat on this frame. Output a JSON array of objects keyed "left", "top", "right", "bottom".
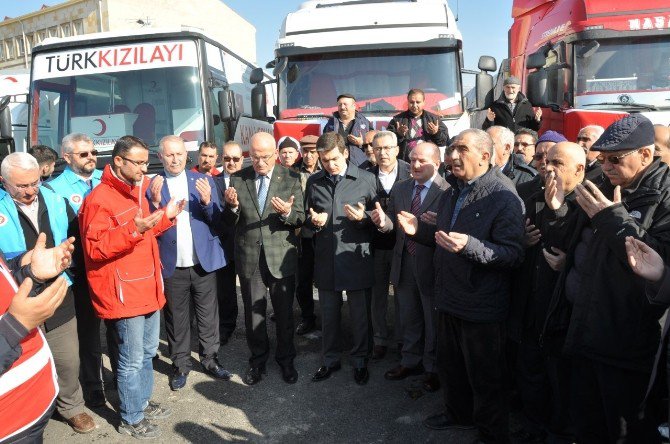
[
  {"left": 482, "top": 92, "right": 541, "bottom": 133},
  {"left": 305, "top": 163, "right": 378, "bottom": 291},
  {"left": 387, "top": 110, "right": 449, "bottom": 161},
  {"left": 544, "top": 159, "right": 670, "bottom": 371},
  {"left": 502, "top": 154, "right": 537, "bottom": 188},
  {"left": 413, "top": 167, "right": 525, "bottom": 322}
]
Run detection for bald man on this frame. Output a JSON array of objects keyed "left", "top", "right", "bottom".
[
  {"left": 509, "top": 141, "right": 586, "bottom": 442},
  {"left": 654, "top": 124, "right": 670, "bottom": 165},
  {"left": 577, "top": 125, "right": 604, "bottom": 180},
  {"left": 223, "top": 132, "right": 305, "bottom": 385}
]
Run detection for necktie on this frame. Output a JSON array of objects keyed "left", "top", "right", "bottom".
[
  {"left": 85, "top": 179, "right": 93, "bottom": 190},
  {"left": 406, "top": 184, "right": 425, "bottom": 256},
  {"left": 257, "top": 174, "right": 268, "bottom": 212}
]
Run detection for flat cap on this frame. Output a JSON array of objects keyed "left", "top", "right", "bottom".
[
  {"left": 299, "top": 134, "right": 318, "bottom": 150},
  {"left": 504, "top": 76, "right": 521, "bottom": 86},
  {"left": 591, "top": 114, "right": 655, "bottom": 152},
  {"left": 277, "top": 136, "right": 300, "bottom": 151}
]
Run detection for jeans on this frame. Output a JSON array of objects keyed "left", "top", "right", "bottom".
[{"left": 108, "top": 311, "right": 159, "bottom": 425}]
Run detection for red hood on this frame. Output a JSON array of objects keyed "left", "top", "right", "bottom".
[{"left": 100, "top": 164, "right": 150, "bottom": 202}]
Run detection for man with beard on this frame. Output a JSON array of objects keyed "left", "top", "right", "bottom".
[
  {"left": 388, "top": 89, "right": 449, "bottom": 161},
  {"left": 483, "top": 76, "right": 542, "bottom": 133},
  {"left": 192, "top": 142, "right": 221, "bottom": 176}
]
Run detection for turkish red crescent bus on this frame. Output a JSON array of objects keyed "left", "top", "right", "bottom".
[{"left": 505, "top": 0, "right": 670, "bottom": 140}]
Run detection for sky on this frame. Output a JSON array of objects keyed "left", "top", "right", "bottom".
[{"left": 4, "top": 0, "right": 512, "bottom": 87}]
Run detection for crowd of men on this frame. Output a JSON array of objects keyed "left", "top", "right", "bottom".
[{"left": 3, "top": 84, "right": 670, "bottom": 444}]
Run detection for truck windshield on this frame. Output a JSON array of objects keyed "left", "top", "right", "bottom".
[
  {"left": 278, "top": 48, "right": 462, "bottom": 119},
  {"left": 575, "top": 36, "right": 670, "bottom": 96},
  {"left": 30, "top": 40, "right": 204, "bottom": 152}
]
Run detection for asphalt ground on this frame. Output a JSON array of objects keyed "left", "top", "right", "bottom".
[{"left": 43, "top": 290, "right": 483, "bottom": 443}]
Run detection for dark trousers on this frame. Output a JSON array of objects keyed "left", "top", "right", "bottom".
[
  {"left": 6, "top": 400, "right": 54, "bottom": 443},
  {"left": 238, "top": 250, "right": 296, "bottom": 368},
  {"left": 319, "top": 288, "right": 371, "bottom": 368},
  {"left": 217, "top": 261, "right": 238, "bottom": 339},
  {"left": 371, "top": 248, "right": 397, "bottom": 347},
  {"left": 437, "top": 311, "right": 510, "bottom": 443},
  {"left": 73, "top": 278, "right": 118, "bottom": 391},
  {"left": 295, "top": 237, "right": 316, "bottom": 322},
  {"left": 163, "top": 264, "right": 220, "bottom": 372},
  {"left": 516, "top": 338, "right": 572, "bottom": 440},
  {"left": 570, "top": 358, "right": 660, "bottom": 444}
]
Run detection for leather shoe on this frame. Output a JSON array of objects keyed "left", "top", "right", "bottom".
[
  {"left": 170, "top": 370, "right": 188, "bottom": 391},
  {"left": 296, "top": 319, "right": 316, "bottom": 335},
  {"left": 66, "top": 412, "right": 96, "bottom": 434},
  {"left": 371, "top": 345, "right": 387, "bottom": 361},
  {"left": 354, "top": 367, "right": 369, "bottom": 385},
  {"left": 384, "top": 365, "right": 421, "bottom": 380},
  {"left": 84, "top": 389, "right": 106, "bottom": 408},
  {"left": 422, "top": 372, "right": 440, "bottom": 392},
  {"left": 312, "top": 363, "right": 341, "bottom": 382},
  {"left": 280, "top": 363, "right": 298, "bottom": 384},
  {"left": 243, "top": 366, "right": 266, "bottom": 385},
  {"left": 204, "top": 364, "right": 232, "bottom": 380},
  {"left": 423, "top": 413, "right": 475, "bottom": 431}
]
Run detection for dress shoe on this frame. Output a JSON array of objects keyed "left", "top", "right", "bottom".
[
  {"left": 384, "top": 365, "right": 421, "bottom": 380},
  {"left": 422, "top": 372, "right": 440, "bottom": 392},
  {"left": 66, "top": 412, "right": 96, "bottom": 434},
  {"left": 312, "top": 363, "right": 341, "bottom": 382},
  {"left": 280, "top": 363, "right": 298, "bottom": 384},
  {"left": 354, "top": 367, "right": 369, "bottom": 385},
  {"left": 84, "top": 389, "right": 106, "bottom": 408},
  {"left": 169, "top": 370, "right": 188, "bottom": 391},
  {"left": 423, "top": 413, "right": 475, "bottom": 431},
  {"left": 371, "top": 345, "right": 387, "bottom": 361},
  {"left": 295, "top": 319, "right": 316, "bottom": 335},
  {"left": 204, "top": 363, "right": 232, "bottom": 380},
  {"left": 243, "top": 366, "right": 266, "bottom": 385}
]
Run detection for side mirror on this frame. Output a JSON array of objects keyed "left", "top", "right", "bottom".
[
  {"left": 250, "top": 67, "right": 264, "bottom": 85},
  {"left": 526, "top": 51, "right": 547, "bottom": 70},
  {"left": 218, "top": 90, "right": 232, "bottom": 122},
  {"left": 478, "top": 55, "right": 497, "bottom": 73},
  {"left": 0, "top": 100, "right": 12, "bottom": 140},
  {"left": 272, "top": 57, "right": 288, "bottom": 77},
  {"left": 251, "top": 84, "right": 267, "bottom": 120},
  {"left": 475, "top": 72, "right": 494, "bottom": 110},
  {"left": 526, "top": 70, "right": 548, "bottom": 107}
]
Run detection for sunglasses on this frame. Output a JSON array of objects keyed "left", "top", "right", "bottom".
[
  {"left": 596, "top": 149, "right": 639, "bottom": 165},
  {"left": 362, "top": 143, "right": 372, "bottom": 149},
  {"left": 532, "top": 153, "right": 546, "bottom": 161},
  {"left": 72, "top": 150, "right": 99, "bottom": 158},
  {"left": 223, "top": 156, "right": 242, "bottom": 162},
  {"left": 576, "top": 137, "right": 591, "bottom": 143},
  {"left": 514, "top": 142, "right": 535, "bottom": 148}
]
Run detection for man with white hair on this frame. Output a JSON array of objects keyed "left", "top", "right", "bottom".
[
  {"left": 0, "top": 152, "right": 96, "bottom": 433},
  {"left": 483, "top": 76, "right": 542, "bottom": 133},
  {"left": 487, "top": 125, "right": 536, "bottom": 187},
  {"left": 148, "top": 135, "right": 230, "bottom": 391},
  {"left": 576, "top": 125, "right": 604, "bottom": 178}
]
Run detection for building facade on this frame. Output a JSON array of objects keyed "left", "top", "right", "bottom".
[{"left": 0, "top": 0, "right": 257, "bottom": 71}]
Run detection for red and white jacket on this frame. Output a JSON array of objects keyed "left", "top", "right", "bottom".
[{"left": 0, "top": 259, "right": 58, "bottom": 441}]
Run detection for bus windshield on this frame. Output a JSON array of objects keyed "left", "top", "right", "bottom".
[
  {"left": 278, "top": 48, "right": 462, "bottom": 119},
  {"left": 30, "top": 40, "right": 204, "bottom": 152}
]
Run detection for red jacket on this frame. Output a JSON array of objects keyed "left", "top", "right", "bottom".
[{"left": 79, "top": 165, "right": 173, "bottom": 319}]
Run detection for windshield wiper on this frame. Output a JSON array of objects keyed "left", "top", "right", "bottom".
[{"left": 582, "top": 102, "right": 658, "bottom": 111}]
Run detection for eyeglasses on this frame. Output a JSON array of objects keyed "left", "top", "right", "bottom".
[
  {"left": 120, "top": 156, "right": 149, "bottom": 167},
  {"left": 514, "top": 141, "right": 535, "bottom": 148},
  {"left": 71, "top": 150, "right": 99, "bottom": 158},
  {"left": 576, "top": 137, "right": 591, "bottom": 143},
  {"left": 596, "top": 149, "right": 639, "bottom": 165},
  {"left": 250, "top": 154, "right": 274, "bottom": 164},
  {"left": 373, "top": 145, "right": 398, "bottom": 152},
  {"left": 532, "top": 153, "right": 547, "bottom": 161},
  {"left": 8, "top": 179, "right": 41, "bottom": 190},
  {"left": 362, "top": 143, "right": 372, "bottom": 149},
  {"left": 223, "top": 156, "right": 242, "bottom": 162}
]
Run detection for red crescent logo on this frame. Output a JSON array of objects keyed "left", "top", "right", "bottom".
[
  {"left": 0, "top": 214, "right": 6, "bottom": 226},
  {"left": 93, "top": 118, "right": 107, "bottom": 136}
]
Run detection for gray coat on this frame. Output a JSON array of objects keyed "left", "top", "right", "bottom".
[
  {"left": 305, "top": 163, "right": 378, "bottom": 291},
  {"left": 380, "top": 174, "right": 449, "bottom": 298},
  {"left": 223, "top": 165, "right": 304, "bottom": 280}
]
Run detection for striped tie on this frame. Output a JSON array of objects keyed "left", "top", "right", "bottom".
[
  {"left": 257, "top": 174, "right": 268, "bottom": 212},
  {"left": 406, "top": 184, "right": 425, "bottom": 256}
]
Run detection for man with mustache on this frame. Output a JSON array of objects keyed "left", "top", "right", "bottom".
[
  {"left": 192, "top": 141, "right": 221, "bottom": 176},
  {"left": 483, "top": 76, "right": 542, "bottom": 133}
]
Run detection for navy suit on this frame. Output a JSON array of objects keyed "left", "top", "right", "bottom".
[{"left": 149, "top": 170, "right": 226, "bottom": 373}]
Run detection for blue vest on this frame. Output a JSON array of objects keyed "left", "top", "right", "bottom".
[
  {"left": 0, "top": 187, "right": 71, "bottom": 285},
  {"left": 46, "top": 167, "right": 102, "bottom": 213}
]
